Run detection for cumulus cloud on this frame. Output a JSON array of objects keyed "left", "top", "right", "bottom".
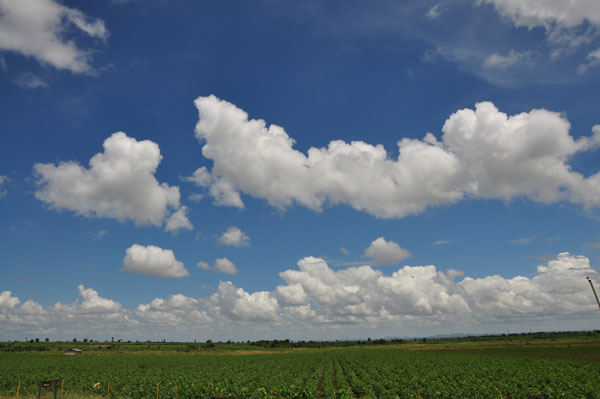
[
  {"left": 209, "top": 281, "right": 279, "bottom": 321},
  {"left": 364, "top": 237, "right": 412, "bottom": 265},
  {"left": 275, "top": 252, "right": 598, "bottom": 323},
  {"left": 136, "top": 294, "right": 209, "bottom": 326},
  {"left": 0, "top": 291, "right": 20, "bottom": 313},
  {"left": 1, "top": 253, "right": 598, "bottom": 339},
  {"left": 218, "top": 226, "right": 250, "bottom": 247},
  {"left": 165, "top": 206, "right": 194, "bottom": 232},
  {"left": 34, "top": 132, "right": 191, "bottom": 231},
  {"left": 190, "top": 96, "right": 600, "bottom": 219},
  {"left": 197, "top": 257, "right": 238, "bottom": 275},
  {"left": 122, "top": 244, "right": 189, "bottom": 278},
  {"left": 0, "top": 0, "right": 107, "bottom": 73}
]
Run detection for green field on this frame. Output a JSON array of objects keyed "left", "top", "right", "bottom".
[{"left": 1, "top": 333, "right": 599, "bottom": 399}]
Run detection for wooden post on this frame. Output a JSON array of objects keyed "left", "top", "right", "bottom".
[
  {"left": 156, "top": 383, "right": 159, "bottom": 399},
  {"left": 16, "top": 379, "right": 21, "bottom": 399},
  {"left": 61, "top": 379, "right": 64, "bottom": 399},
  {"left": 504, "top": 388, "right": 507, "bottom": 399},
  {"left": 108, "top": 382, "right": 110, "bottom": 399},
  {"left": 417, "top": 387, "right": 420, "bottom": 399}
]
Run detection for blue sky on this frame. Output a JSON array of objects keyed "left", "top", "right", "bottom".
[{"left": 1, "top": 0, "right": 600, "bottom": 341}]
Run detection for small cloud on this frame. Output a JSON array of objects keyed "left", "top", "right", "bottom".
[
  {"left": 483, "top": 50, "right": 530, "bottom": 69},
  {"left": 188, "top": 193, "right": 203, "bottom": 203},
  {"left": 88, "top": 229, "right": 108, "bottom": 241},
  {"left": 122, "top": 244, "right": 189, "bottom": 278},
  {"left": 546, "top": 236, "right": 560, "bottom": 243},
  {"left": 164, "top": 206, "right": 193, "bottom": 233},
  {"left": 433, "top": 239, "right": 459, "bottom": 246},
  {"left": 197, "top": 257, "right": 238, "bottom": 275},
  {"left": 196, "top": 261, "right": 211, "bottom": 270},
  {"left": 218, "top": 226, "right": 250, "bottom": 247},
  {"left": 426, "top": 4, "right": 444, "bottom": 19},
  {"left": 577, "top": 48, "right": 600, "bottom": 74},
  {"left": 508, "top": 237, "right": 534, "bottom": 244},
  {"left": 364, "top": 237, "right": 411, "bottom": 265},
  {"left": 0, "top": 175, "right": 8, "bottom": 198},
  {"left": 340, "top": 247, "right": 350, "bottom": 255},
  {"left": 14, "top": 73, "right": 48, "bottom": 89}
]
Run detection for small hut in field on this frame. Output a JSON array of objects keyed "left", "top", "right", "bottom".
[{"left": 63, "top": 348, "right": 82, "bottom": 356}]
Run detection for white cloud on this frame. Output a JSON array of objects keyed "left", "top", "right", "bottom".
[
  {"left": 136, "top": 294, "right": 209, "bottom": 326},
  {"left": 1, "top": 253, "right": 598, "bottom": 339},
  {"left": 14, "top": 72, "right": 48, "bottom": 89},
  {"left": 0, "top": 175, "right": 7, "bottom": 198},
  {"left": 364, "top": 237, "right": 412, "bottom": 265},
  {"left": 164, "top": 206, "right": 194, "bottom": 232},
  {"left": 426, "top": 4, "right": 444, "bottom": 19},
  {"left": 197, "top": 257, "right": 238, "bottom": 275},
  {"left": 196, "top": 261, "right": 211, "bottom": 270},
  {"left": 477, "top": 0, "right": 600, "bottom": 31},
  {"left": 577, "top": 48, "right": 600, "bottom": 73},
  {"left": 209, "top": 281, "right": 279, "bottom": 322},
  {"left": 122, "top": 244, "right": 189, "bottom": 278},
  {"left": 0, "top": 0, "right": 107, "bottom": 73},
  {"left": 275, "top": 252, "right": 598, "bottom": 323},
  {"left": 483, "top": 50, "right": 529, "bottom": 68},
  {"left": 218, "top": 226, "right": 250, "bottom": 247},
  {"left": 34, "top": 132, "right": 191, "bottom": 231},
  {"left": 433, "top": 239, "right": 458, "bottom": 245},
  {"left": 214, "top": 257, "right": 238, "bottom": 275},
  {"left": 185, "top": 167, "right": 244, "bottom": 208},
  {"left": 191, "top": 96, "right": 600, "bottom": 219},
  {"left": 0, "top": 291, "right": 20, "bottom": 313},
  {"left": 76, "top": 285, "right": 122, "bottom": 314}
]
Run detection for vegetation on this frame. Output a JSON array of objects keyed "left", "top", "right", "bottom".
[{"left": 1, "top": 331, "right": 599, "bottom": 398}]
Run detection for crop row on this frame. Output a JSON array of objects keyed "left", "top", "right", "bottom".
[{"left": 1, "top": 347, "right": 598, "bottom": 398}]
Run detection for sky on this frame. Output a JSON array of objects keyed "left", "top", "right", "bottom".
[{"left": 1, "top": 0, "right": 600, "bottom": 342}]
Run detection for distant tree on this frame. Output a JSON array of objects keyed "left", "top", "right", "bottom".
[
  {"left": 45, "top": 338, "right": 49, "bottom": 342},
  {"left": 73, "top": 338, "right": 77, "bottom": 342},
  {"left": 35, "top": 338, "right": 39, "bottom": 343}
]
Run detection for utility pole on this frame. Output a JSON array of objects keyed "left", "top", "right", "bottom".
[{"left": 587, "top": 277, "right": 600, "bottom": 310}]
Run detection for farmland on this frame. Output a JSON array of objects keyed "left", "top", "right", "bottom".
[{"left": 1, "top": 332, "right": 599, "bottom": 399}]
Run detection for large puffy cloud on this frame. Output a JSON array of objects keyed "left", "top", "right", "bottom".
[
  {"left": 136, "top": 294, "right": 210, "bottom": 326},
  {"left": 364, "top": 237, "right": 412, "bottom": 265},
  {"left": 0, "top": 0, "right": 107, "bottom": 73},
  {"left": 1, "top": 253, "right": 598, "bottom": 339},
  {"left": 189, "top": 96, "right": 600, "bottom": 218},
  {"left": 209, "top": 281, "right": 279, "bottom": 322},
  {"left": 0, "top": 291, "right": 20, "bottom": 313},
  {"left": 122, "top": 244, "right": 189, "bottom": 278},
  {"left": 276, "top": 252, "right": 598, "bottom": 323},
  {"left": 34, "top": 132, "right": 192, "bottom": 231}
]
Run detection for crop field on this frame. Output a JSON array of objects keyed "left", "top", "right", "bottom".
[{"left": 1, "top": 338, "right": 599, "bottom": 399}]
